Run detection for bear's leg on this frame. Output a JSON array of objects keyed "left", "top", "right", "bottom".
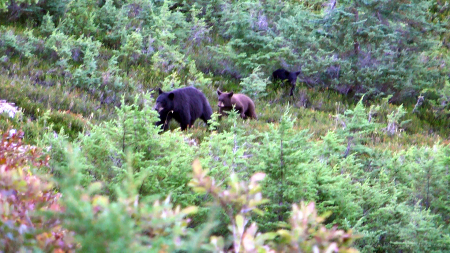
[
  {"left": 156, "top": 114, "right": 172, "bottom": 131},
  {"left": 190, "top": 119, "right": 196, "bottom": 128},
  {"left": 245, "top": 110, "right": 254, "bottom": 120},
  {"left": 179, "top": 114, "right": 191, "bottom": 131},
  {"left": 155, "top": 114, "right": 166, "bottom": 129},
  {"left": 200, "top": 114, "right": 210, "bottom": 124},
  {"left": 163, "top": 115, "right": 173, "bottom": 131},
  {"left": 180, "top": 124, "right": 188, "bottom": 131},
  {"left": 217, "top": 108, "right": 225, "bottom": 120},
  {"left": 289, "top": 83, "right": 296, "bottom": 97},
  {"left": 220, "top": 109, "right": 225, "bottom": 120},
  {"left": 251, "top": 110, "right": 258, "bottom": 119}
]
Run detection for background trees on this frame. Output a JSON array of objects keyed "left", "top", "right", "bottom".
[{"left": 1, "top": 0, "right": 450, "bottom": 252}]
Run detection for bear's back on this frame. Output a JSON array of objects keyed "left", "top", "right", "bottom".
[
  {"left": 233, "top": 94, "right": 254, "bottom": 105},
  {"left": 173, "top": 86, "right": 202, "bottom": 97},
  {"left": 174, "top": 86, "right": 212, "bottom": 117},
  {"left": 232, "top": 93, "right": 255, "bottom": 111},
  {"left": 232, "top": 93, "right": 256, "bottom": 119},
  {"left": 272, "top": 68, "right": 290, "bottom": 79},
  {"left": 171, "top": 87, "right": 207, "bottom": 104}
]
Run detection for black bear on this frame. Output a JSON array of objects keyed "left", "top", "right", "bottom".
[
  {"left": 272, "top": 68, "right": 301, "bottom": 96},
  {"left": 154, "top": 86, "right": 213, "bottom": 131},
  {"left": 217, "top": 90, "right": 257, "bottom": 120}
]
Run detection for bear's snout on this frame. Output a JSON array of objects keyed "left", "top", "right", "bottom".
[
  {"left": 154, "top": 104, "right": 164, "bottom": 112},
  {"left": 218, "top": 101, "right": 224, "bottom": 108}
]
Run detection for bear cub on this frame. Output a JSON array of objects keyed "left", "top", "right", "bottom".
[
  {"left": 154, "top": 86, "right": 213, "bottom": 131},
  {"left": 217, "top": 90, "right": 257, "bottom": 120},
  {"left": 272, "top": 68, "right": 301, "bottom": 96}
]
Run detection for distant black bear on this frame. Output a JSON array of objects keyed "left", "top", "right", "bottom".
[
  {"left": 217, "top": 90, "right": 257, "bottom": 120},
  {"left": 272, "top": 68, "right": 301, "bottom": 96},
  {"left": 154, "top": 86, "right": 213, "bottom": 131}
]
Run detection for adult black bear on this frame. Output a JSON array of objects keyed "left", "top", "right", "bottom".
[
  {"left": 154, "top": 87, "right": 213, "bottom": 131},
  {"left": 272, "top": 68, "right": 301, "bottom": 96},
  {"left": 217, "top": 90, "right": 257, "bottom": 120}
]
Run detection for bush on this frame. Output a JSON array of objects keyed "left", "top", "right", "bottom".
[
  {"left": 240, "top": 65, "right": 269, "bottom": 99},
  {"left": 0, "top": 27, "right": 36, "bottom": 59},
  {"left": 0, "top": 132, "right": 75, "bottom": 252},
  {"left": 190, "top": 160, "right": 360, "bottom": 252},
  {"left": 0, "top": 77, "right": 103, "bottom": 140}
]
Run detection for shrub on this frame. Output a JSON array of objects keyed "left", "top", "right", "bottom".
[
  {"left": 190, "top": 160, "right": 360, "bottom": 252},
  {"left": 0, "top": 27, "right": 36, "bottom": 59},
  {"left": 253, "top": 107, "right": 361, "bottom": 232},
  {"left": 40, "top": 12, "right": 56, "bottom": 37},
  {"left": 0, "top": 132, "right": 75, "bottom": 252},
  {"left": 240, "top": 65, "right": 269, "bottom": 99},
  {"left": 37, "top": 133, "right": 200, "bottom": 252},
  {"left": 59, "top": 0, "right": 98, "bottom": 37}
]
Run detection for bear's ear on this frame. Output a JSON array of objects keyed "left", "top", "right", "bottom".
[
  {"left": 168, "top": 92, "right": 175, "bottom": 100},
  {"left": 228, "top": 92, "right": 234, "bottom": 98},
  {"left": 158, "top": 88, "right": 163, "bottom": 95},
  {"left": 217, "top": 90, "right": 222, "bottom": 96},
  {"left": 295, "top": 71, "right": 301, "bottom": 76}
]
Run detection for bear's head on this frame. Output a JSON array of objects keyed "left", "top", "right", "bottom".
[
  {"left": 154, "top": 88, "right": 175, "bottom": 115},
  {"left": 217, "top": 90, "right": 234, "bottom": 109}
]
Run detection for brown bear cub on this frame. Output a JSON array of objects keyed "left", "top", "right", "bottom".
[{"left": 217, "top": 90, "right": 257, "bottom": 120}]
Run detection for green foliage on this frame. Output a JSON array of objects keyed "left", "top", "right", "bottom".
[
  {"left": 0, "top": 27, "right": 36, "bottom": 59},
  {"left": 102, "top": 54, "right": 124, "bottom": 89},
  {"left": 147, "top": 1, "right": 189, "bottom": 75},
  {"left": 72, "top": 37, "right": 101, "bottom": 89},
  {"left": 46, "top": 139, "right": 198, "bottom": 252},
  {"left": 95, "top": 0, "right": 119, "bottom": 37},
  {"left": 212, "top": 0, "right": 283, "bottom": 74},
  {"left": 59, "top": 0, "right": 98, "bottom": 36},
  {"left": 185, "top": 6, "right": 212, "bottom": 53},
  {"left": 0, "top": 77, "right": 103, "bottom": 141},
  {"left": 334, "top": 97, "right": 380, "bottom": 157},
  {"left": 430, "top": 0, "right": 450, "bottom": 48},
  {"left": 40, "top": 12, "right": 56, "bottom": 37},
  {"left": 240, "top": 65, "right": 269, "bottom": 100},
  {"left": 190, "top": 161, "right": 360, "bottom": 252},
  {"left": 384, "top": 104, "right": 409, "bottom": 135},
  {"left": 190, "top": 160, "right": 270, "bottom": 251},
  {"left": 355, "top": 199, "right": 450, "bottom": 252},
  {"left": 434, "top": 77, "right": 450, "bottom": 116},
  {"left": 160, "top": 71, "right": 184, "bottom": 91},
  {"left": 0, "top": 0, "right": 37, "bottom": 12},
  {"left": 253, "top": 107, "right": 361, "bottom": 232},
  {"left": 275, "top": 201, "right": 360, "bottom": 252},
  {"left": 44, "top": 29, "right": 72, "bottom": 68},
  {"left": 185, "top": 60, "right": 212, "bottom": 88},
  {"left": 43, "top": 29, "right": 103, "bottom": 89},
  {"left": 199, "top": 109, "right": 256, "bottom": 179},
  {"left": 41, "top": 93, "right": 198, "bottom": 207},
  {"left": 2, "top": 1, "right": 450, "bottom": 252},
  {"left": 120, "top": 31, "right": 143, "bottom": 66},
  {"left": 0, "top": 0, "right": 71, "bottom": 23}
]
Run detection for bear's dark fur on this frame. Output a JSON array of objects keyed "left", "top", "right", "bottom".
[
  {"left": 272, "top": 68, "right": 301, "bottom": 96},
  {"left": 217, "top": 90, "right": 257, "bottom": 120},
  {"left": 154, "top": 86, "right": 213, "bottom": 131}
]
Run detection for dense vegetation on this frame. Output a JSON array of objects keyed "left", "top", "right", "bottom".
[{"left": 1, "top": 0, "right": 450, "bottom": 252}]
